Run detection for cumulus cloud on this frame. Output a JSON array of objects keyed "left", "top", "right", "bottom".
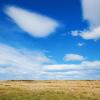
[
  {"left": 71, "top": 27, "right": 100, "bottom": 40},
  {"left": 71, "top": 0, "right": 100, "bottom": 40},
  {"left": 82, "top": 0, "right": 100, "bottom": 28},
  {"left": 64, "top": 54, "right": 86, "bottom": 61},
  {"left": 4, "top": 6, "right": 59, "bottom": 38},
  {"left": 80, "top": 27, "right": 100, "bottom": 40}
]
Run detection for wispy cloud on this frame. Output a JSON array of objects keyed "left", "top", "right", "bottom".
[
  {"left": 45, "top": 61, "right": 100, "bottom": 71},
  {"left": 4, "top": 6, "right": 59, "bottom": 38},
  {"left": 77, "top": 43, "right": 84, "bottom": 47},
  {"left": 0, "top": 44, "right": 100, "bottom": 79},
  {"left": 0, "top": 44, "right": 52, "bottom": 79},
  {"left": 64, "top": 54, "right": 86, "bottom": 62},
  {"left": 43, "top": 61, "right": 100, "bottom": 80}
]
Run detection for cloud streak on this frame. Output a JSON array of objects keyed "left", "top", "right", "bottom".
[
  {"left": 43, "top": 61, "right": 100, "bottom": 80},
  {"left": 4, "top": 6, "right": 59, "bottom": 38},
  {"left": 64, "top": 54, "right": 86, "bottom": 61},
  {"left": 0, "top": 44, "right": 52, "bottom": 79},
  {"left": 77, "top": 43, "right": 84, "bottom": 47},
  {"left": 45, "top": 61, "right": 100, "bottom": 71}
]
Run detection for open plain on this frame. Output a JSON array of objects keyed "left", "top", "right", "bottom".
[{"left": 0, "top": 80, "right": 100, "bottom": 100}]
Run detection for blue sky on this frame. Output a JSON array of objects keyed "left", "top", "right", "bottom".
[{"left": 0, "top": 0, "right": 100, "bottom": 80}]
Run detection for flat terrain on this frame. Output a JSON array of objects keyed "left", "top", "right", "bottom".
[{"left": 0, "top": 80, "right": 100, "bottom": 100}]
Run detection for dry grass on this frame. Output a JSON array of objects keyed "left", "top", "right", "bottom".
[{"left": 0, "top": 80, "right": 100, "bottom": 100}]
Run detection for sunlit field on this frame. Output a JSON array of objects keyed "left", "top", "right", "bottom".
[{"left": 0, "top": 80, "right": 100, "bottom": 100}]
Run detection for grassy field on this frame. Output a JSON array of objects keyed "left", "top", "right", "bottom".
[{"left": 0, "top": 80, "right": 100, "bottom": 100}]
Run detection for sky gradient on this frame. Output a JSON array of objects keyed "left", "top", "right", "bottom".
[{"left": 0, "top": 0, "right": 100, "bottom": 80}]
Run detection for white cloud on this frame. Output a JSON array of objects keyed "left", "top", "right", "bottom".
[
  {"left": 4, "top": 6, "right": 59, "bottom": 38},
  {"left": 64, "top": 54, "right": 86, "bottom": 61},
  {"left": 39, "top": 70, "right": 82, "bottom": 80},
  {"left": 71, "top": 27, "right": 100, "bottom": 40},
  {"left": 45, "top": 61, "right": 100, "bottom": 71},
  {"left": 81, "top": 61, "right": 100, "bottom": 68},
  {"left": 71, "top": 0, "right": 100, "bottom": 40},
  {"left": 80, "top": 27, "right": 100, "bottom": 40},
  {"left": 0, "top": 44, "right": 52, "bottom": 79},
  {"left": 43, "top": 61, "right": 100, "bottom": 79},
  {"left": 77, "top": 43, "right": 84, "bottom": 47},
  {"left": 44, "top": 64, "right": 79, "bottom": 70},
  {"left": 0, "top": 44, "right": 99, "bottom": 79},
  {"left": 82, "top": 0, "right": 100, "bottom": 28},
  {"left": 71, "top": 30, "right": 79, "bottom": 36}
]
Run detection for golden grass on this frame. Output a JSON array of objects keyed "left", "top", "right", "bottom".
[{"left": 0, "top": 80, "right": 100, "bottom": 100}]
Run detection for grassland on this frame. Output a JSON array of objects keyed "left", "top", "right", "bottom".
[{"left": 0, "top": 80, "right": 100, "bottom": 100}]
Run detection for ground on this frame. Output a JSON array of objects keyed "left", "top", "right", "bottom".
[{"left": 0, "top": 80, "right": 100, "bottom": 100}]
